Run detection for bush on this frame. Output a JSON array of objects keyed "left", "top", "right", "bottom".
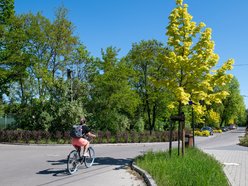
[
  {"left": 0, "top": 129, "right": 176, "bottom": 144},
  {"left": 194, "top": 130, "right": 210, "bottom": 137},
  {"left": 213, "top": 129, "right": 222, "bottom": 133},
  {"left": 239, "top": 133, "right": 248, "bottom": 147}
]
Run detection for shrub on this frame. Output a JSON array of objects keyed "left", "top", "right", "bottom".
[
  {"left": 97, "top": 131, "right": 103, "bottom": 143},
  {"left": 194, "top": 130, "right": 202, "bottom": 136},
  {"left": 23, "top": 130, "right": 31, "bottom": 143},
  {"left": 194, "top": 130, "right": 210, "bottom": 137},
  {"left": 202, "top": 130, "right": 210, "bottom": 136},
  {"left": 239, "top": 133, "right": 248, "bottom": 147},
  {"left": 32, "top": 131, "right": 42, "bottom": 143},
  {"left": 105, "top": 131, "right": 111, "bottom": 143},
  {"left": 213, "top": 129, "right": 222, "bottom": 133}
]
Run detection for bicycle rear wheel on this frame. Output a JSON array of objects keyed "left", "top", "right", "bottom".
[
  {"left": 67, "top": 150, "right": 80, "bottom": 174},
  {"left": 84, "top": 147, "right": 95, "bottom": 168}
]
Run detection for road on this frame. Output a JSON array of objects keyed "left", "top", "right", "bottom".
[
  {"left": 0, "top": 128, "right": 246, "bottom": 186},
  {"left": 0, "top": 142, "right": 169, "bottom": 186}
]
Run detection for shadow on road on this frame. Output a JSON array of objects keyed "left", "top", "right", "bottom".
[
  {"left": 36, "top": 156, "right": 132, "bottom": 177},
  {"left": 36, "top": 168, "right": 68, "bottom": 176},
  {"left": 94, "top": 157, "right": 132, "bottom": 166}
]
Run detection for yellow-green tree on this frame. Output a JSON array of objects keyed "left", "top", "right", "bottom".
[{"left": 160, "top": 0, "right": 233, "bottom": 122}]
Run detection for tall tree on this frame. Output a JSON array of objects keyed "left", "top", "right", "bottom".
[
  {"left": 216, "top": 77, "right": 246, "bottom": 127},
  {"left": 160, "top": 0, "right": 233, "bottom": 123},
  {"left": 49, "top": 6, "right": 77, "bottom": 80},
  {"left": 0, "top": 0, "right": 15, "bottom": 99},
  {"left": 89, "top": 47, "right": 140, "bottom": 132},
  {"left": 0, "top": 0, "right": 14, "bottom": 24},
  {"left": 127, "top": 40, "right": 171, "bottom": 133}
]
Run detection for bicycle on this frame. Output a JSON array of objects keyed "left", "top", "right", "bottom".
[{"left": 67, "top": 143, "right": 95, "bottom": 174}]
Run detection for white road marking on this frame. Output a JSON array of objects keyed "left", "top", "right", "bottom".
[{"left": 223, "top": 162, "right": 239, "bottom": 166}]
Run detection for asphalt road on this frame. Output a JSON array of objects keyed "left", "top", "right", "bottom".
[
  {"left": 0, "top": 128, "right": 246, "bottom": 186},
  {"left": 0, "top": 142, "right": 169, "bottom": 186}
]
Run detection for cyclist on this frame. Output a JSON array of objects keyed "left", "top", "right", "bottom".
[{"left": 71, "top": 117, "right": 96, "bottom": 156}]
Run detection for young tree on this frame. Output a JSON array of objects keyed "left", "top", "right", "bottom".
[{"left": 160, "top": 0, "right": 233, "bottom": 122}]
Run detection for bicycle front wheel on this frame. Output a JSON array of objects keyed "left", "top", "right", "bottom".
[
  {"left": 84, "top": 147, "right": 95, "bottom": 168},
  {"left": 67, "top": 150, "right": 80, "bottom": 174}
]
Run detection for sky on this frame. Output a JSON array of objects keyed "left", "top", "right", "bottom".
[{"left": 14, "top": 0, "right": 248, "bottom": 108}]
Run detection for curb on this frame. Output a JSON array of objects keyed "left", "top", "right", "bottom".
[{"left": 130, "top": 161, "right": 157, "bottom": 186}]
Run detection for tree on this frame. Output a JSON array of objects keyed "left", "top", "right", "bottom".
[
  {"left": 0, "top": 0, "right": 14, "bottom": 24},
  {"left": 89, "top": 47, "right": 140, "bottom": 132},
  {"left": 127, "top": 40, "right": 171, "bottom": 133},
  {"left": 216, "top": 77, "right": 246, "bottom": 127},
  {"left": 0, "top": 14, "right": 32, "bottom": 104},
  {"left": 0, "top": 0, "right": 15, "bottom": 99},
  {"left": 160, "top": 0, "right": 233, "bottom": 122},
  {"left": 48, "top": 6, "right": 77, "bottom": 80}
]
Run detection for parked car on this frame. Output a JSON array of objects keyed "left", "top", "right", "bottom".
[
  {"left": 229, "top": 124, "right": 236, "bottom": 130},
  {"left": 221, "top": 126, "right": 229, "bottom": 132},
  {"left": 201, "top": 126, "right": 214, "bottom": 135}
]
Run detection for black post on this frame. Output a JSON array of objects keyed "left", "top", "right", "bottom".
[
  {"left": 170, "top": 114, "right": 185, "bottom": 157},
  {"left": 192, "top": 107, "right": 195, "bottom": 147},
  {"left": 177, "top": 121, "right": 180, "bottom": 156},
  {"left": 169, "top": 120, "right": 173, "bottom": 157}
]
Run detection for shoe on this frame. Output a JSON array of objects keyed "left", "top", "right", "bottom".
[{"left": 83, "top": 152, "right": 89, "bottom": 157}]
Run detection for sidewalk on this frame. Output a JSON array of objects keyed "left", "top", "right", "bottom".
[{"left": 196, "top": 128, "right": 248, "bottom": 186}]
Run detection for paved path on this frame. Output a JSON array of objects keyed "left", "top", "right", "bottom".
[{"left": 196, "top": 127, "right": 248, "bottom": 186}]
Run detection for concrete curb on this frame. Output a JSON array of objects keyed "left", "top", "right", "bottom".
[{"left": 130, "top": 161, "right": 157, "bottom": 186}]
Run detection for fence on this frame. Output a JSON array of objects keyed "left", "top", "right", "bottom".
[{"left": 0, "top": 116, "right": 15, "bottom": 129}]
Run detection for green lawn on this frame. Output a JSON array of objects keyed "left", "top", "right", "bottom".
[{"left": 136, "top": 148, "right": 229, "bottom": 186}]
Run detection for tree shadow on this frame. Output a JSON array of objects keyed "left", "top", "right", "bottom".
[
  {"left": 36, "top": 156, "right": 133, "bottom": 177},
  {"left": 94, "top": 157, "right": 132, "bottom": 166},
  {"left": 36, "top": 168, "right": 68, "bottom": 176}
]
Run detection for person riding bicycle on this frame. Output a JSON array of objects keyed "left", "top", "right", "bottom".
[{"left": 71, "top": 117, "right": 96, "bottom": 156}]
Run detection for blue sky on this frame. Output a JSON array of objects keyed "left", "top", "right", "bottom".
[{"left": 15, "top": 0, "right": 248, "bottom": 108}]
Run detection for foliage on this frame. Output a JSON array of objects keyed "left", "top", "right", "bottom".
[
  {"left": 0, "top": 129, "right": 171, "bottom": 144},
  {"left": 0, "top": 0, "right": 14, "bottom": 24},
  {"left": 136, "top": 148, "right": 229, "bottom": 186},
  {"left": 0, "top": 0, "right": 246, "bottom": 133},
  {"left": 194, "top": 130, "right": 210, "bottom": 137},
  {"left": 127, "top": 40, "right": 171, "bottom": 133},
  {"left": 88, "top": 47, "right": 140, "bottom": 133},
  {"left": 158, "top": 0, "right": 233, "bottom": 123},
  {"left": 213, "top": 129, "right": 222, "bottom": 133},
  {"left": 215, "top": 77, "right": 247, "bottom": 127},
  {"left": 239, "top": 132, "right": 248, "bottom": 147},
  {"left": 50, "top": 100, "right": 86, "bottom": 132}
]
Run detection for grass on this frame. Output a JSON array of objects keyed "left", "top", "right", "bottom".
[{"left": 135, "top": 148, "right": 229, "bottom": 186}]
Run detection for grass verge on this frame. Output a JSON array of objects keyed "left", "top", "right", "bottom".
[{"left": 135, "top": 148, "right": 229, "bottom": 186}]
